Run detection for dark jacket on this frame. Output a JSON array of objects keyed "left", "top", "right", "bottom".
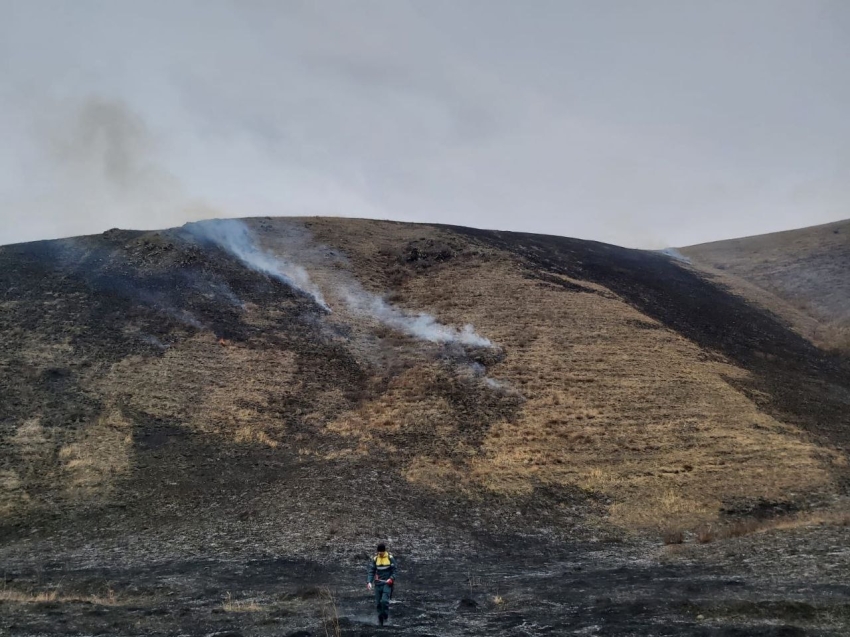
[{"left": 367, "top": 553, "right": 397, "bottom": 584}]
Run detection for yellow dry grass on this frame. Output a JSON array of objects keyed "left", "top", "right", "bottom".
[
  {"left": 0, "top": 586, "right": 118, "bottom": 606},
  {"left": 663, "top": 509, "right": 850, "bottom": 554},
  {"left": 758, "top": 509, "right": 850, "bottom": 533},
  {"left": 12, "top": 417, "right": 48, "bottom": 446},
  {"left": 58, "top": 409, "right": 132, "bottom": 500},
  {"left": 320, "top": 587, "right": 342, "bottom": 637},
  {"left": 429, "top": 260, "right": 838, "bottom": 528},
  {"left": 305, "top": 220, "right": 842, "bottom": 530},
  {"left": 102, "top": 332, "right": 297, "bottom": 446},
  {"left": 0, "top": 469, "right": 26, "bottom": 517},
  {"left": 222, "top": 592, "right": 264, "bottom": 612},
  {"left": 6, "top": 217, "right": 843, "bottom": 533}
]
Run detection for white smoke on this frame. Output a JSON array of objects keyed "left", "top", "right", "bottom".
[
  {"left": 341, "top": 283, "right": 492, "bottom": 348},
  {"left": 483, "top": 376, "right": 508, "bottom": 391},
  {"left": 464, "top": 361, "right": 513, "bottom": 393},
  {"left": 184, "top": 219, "right": 329, "bottom": 310},
  {"left": 657, "top": 247, "right": 692, "bottom": 264},
  {"left": 139, "top": 334, "right": 168, "bottom": 350},
  {"left": 185, "top": 217, "right": 493, "bottom": 347}
]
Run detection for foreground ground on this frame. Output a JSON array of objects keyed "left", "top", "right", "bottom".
[{"left": 2, "top": 525, "right": 850, "bottom": 636}]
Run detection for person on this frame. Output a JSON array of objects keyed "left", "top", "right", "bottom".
[{"left": 367, "top": 542, "right": 396, "bottom": 626}]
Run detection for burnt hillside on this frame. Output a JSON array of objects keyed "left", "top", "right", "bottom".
[
  {"left": 2, "top": 217, "right": 849, "bottom": 542},
  {"left": 1, "top": 217, "right": 849, "bottom": 636},
  {"left": 450, "top": 225, "right": 850, "bottom": 451},
  {"left": 682, "top": 218, "right": 850, "bottom": 353}
]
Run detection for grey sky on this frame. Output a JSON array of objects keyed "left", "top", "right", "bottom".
[{"left": 1, "top": 0, "right": 848, "bottom": 247}]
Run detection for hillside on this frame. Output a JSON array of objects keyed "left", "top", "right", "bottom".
[
  {"left": 1, "top": 217, "right": 849, "bottom": 636},
  {"left": 682, "top": 219, "right": 850, "bottom": 352}
]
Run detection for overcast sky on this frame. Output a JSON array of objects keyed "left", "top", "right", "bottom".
[{"left": 1, "top": 1, "right": 848, "bottom": 248}]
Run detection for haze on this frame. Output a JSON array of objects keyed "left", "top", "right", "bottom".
[{"left": 1, "top": 0, "right": 848, "bottom": 248}]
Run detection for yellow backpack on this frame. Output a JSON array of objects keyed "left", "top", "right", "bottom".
[{"left": 374, "top": 553, "right": 392, "bottom": 567}]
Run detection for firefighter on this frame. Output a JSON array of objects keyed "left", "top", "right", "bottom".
[{"left": 366, "top": 543, "right": 396, "bottom": 625}]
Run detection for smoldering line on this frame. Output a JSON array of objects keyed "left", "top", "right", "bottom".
[
  {"left": 186, "top": 218, "right": 495, "bottom": 349},
  {"left": 183, "top": 219, "right": 330, "bottom": 310}
]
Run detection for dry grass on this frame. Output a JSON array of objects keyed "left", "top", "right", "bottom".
[
  {"left": 59, "top": 409, "right": 132, "bottom": 500},
  {"left": 769, "top": 510, "right": 850, "bottom": 530},
  {"left": 0, "top": 585, "right": 118, "bottom": 606},
  {"left": 234, "top": 426, "right": 279, "bottom": 448},
  {"left": 661, "top": 528, "right": 685, "bottom": 545},
  {"left": 103, "top": 333, "right": 298, "bottom": 447},
  {"left": 718, "top": 510, "right": 850, "bottom": 541},
  {"left": 0, "top": 589, "right": 60, "bottom": 603},
  {"left": 409, "top": 257, "right": 836, "bottom": 528},
  {"left": 663, "top": 509, "right": 850, "bottom": 546},
  {"left": 221, "top": 591, "right": 264, "bottom": 612},
  {"left": 4, "top": 216, "right": 845, "bottom": 536},
  {"left": 320, "top": 587, "right": 341, "bottom": 637},
  {"left": 726, "top": 518, "right": 762, "bottom": 538},
  {"left": 297, "top": 220, "right": 843, "bottom": 530},
  {"left": 696, "top": 525, "right": 716, "bottom": 544}
]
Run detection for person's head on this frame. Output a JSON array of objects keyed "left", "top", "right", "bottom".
[{"left": 377, "top": 543, "right": 387, "bottom": 554}]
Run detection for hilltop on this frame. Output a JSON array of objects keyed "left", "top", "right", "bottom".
[
  {"left": 682, "top": 218, "right": 850, "bottom": 353},
  {"left": 1, "top": 217, "right": 849, "bottom": 636}
]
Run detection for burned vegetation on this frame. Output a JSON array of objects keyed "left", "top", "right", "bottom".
[{"left": 1, "top": 217, "right": 849, "bottom": 636}]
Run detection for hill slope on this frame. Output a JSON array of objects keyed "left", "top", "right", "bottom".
[
  {"left": 2, "top": 217, "right": 848, "bottom": 542},
  {"left": 682, "top": 218, "right": 850, "bottom": 352},
  {"left": 1, "top": 217, "right": 849, "bottom": 635}
]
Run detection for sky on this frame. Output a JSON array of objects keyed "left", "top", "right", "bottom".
[{"left": 1, "top": 1, "right": 848, "bottom": 248}]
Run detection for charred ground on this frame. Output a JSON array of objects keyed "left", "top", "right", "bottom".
[
  {"left": 1, "top": 217, "right": 848, "bottom": 636},
  {"left": 682, "top": 219, "right": 850, "bottom": 354}
]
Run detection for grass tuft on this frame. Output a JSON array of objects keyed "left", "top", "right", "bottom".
[
  {"left": 696, "top": 525, "right": 716, "bottom": 544},
  {"left": 321, "top": 587, "right": 341, "bottom": 637},
  {"left": 0, "top": 585, "right": 118, "bottom": 606},
  {"left": 222, "top": 592, "right": 264, "bottom": 612},
  {"left": 661, "top": 528, "right": 685, "bottom": 545}
]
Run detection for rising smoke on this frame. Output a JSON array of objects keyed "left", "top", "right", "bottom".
[
  {"left": 657, "top": 247, "right": 692, "bottom": 264},
  {"left": 341, "top": 283, "right": 492, "bottom": 348},
  {"left": 458, "top": 360, "right": 516, "bottom": 395},
  {"left": 2, "top": 97, "right": 198, "bottom": 245},
  {"left": 184, "top": 218, "right": 329, "bottom": 310},
  {"left": 185, "top": 218, "right": 494, "bottom": 348}
]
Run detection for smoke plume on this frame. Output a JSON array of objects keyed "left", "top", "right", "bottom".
[
  {"left": 657, "top": 247, "right": 692, "bottom": 264},
  {"left": 341, "top": 283, "right": 492, "bottom": 348},
  {"left": 1, "top": 97, "right": 201, "bottom": 245},
  {"left": 185, "top": 217, "right": 493, "bottom": 347},
  {"left": 184, "top": 219, "right": 329, "bottom": 310}
]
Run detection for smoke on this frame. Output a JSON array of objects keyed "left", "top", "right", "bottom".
[
  {"left": 138, "top": 334, "right": 169, "bottom": 351},
  {"left": 341, "top": 282, "right": 492, "bottom": 347},
  {"left": 184, "top": 217, "right": 493, "bottom": 347},
  {"left": 657, "top": 247, "right": 692, "bottom": 264},
  {"left": 459, "top": 361, "right": 515, "bottom": 394},
  {"left": 205, "top": 280, "right": 246, "bottom": 310},
  {"left": 1, "top": 97, "right": 206, "bottom": 245},
  {"left": 184, "top": 219, "right": 329, "bottom": 310}
]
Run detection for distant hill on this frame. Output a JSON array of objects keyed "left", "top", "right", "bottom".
[
  {"left": 682, "top": 219, "right": 850, "bottom": 352},
  {"left": 1, "top": 217, "right": 848, "bottom": 559}
]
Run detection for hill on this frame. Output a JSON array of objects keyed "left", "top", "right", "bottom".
[
  {"left": 682, "top": 219, "right": 850, "bottom": 352},
  {"left": 1, "top": 217, "right": 849, "bottom": 636}
]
